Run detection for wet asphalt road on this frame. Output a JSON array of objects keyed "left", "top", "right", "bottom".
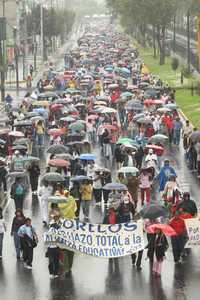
[
  {"left": 1, "top": 26, "right": 200, "bottom": 300},
  {"left": 1, "top": 144, "right": 200, "bottom": 300}
]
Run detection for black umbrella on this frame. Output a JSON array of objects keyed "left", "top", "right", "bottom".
[
  {"left": 46, "top": 144, "right": 69, "bottom": 155},
  {"left": 140, "top": 204, "right": 168, "bottom": 219},
  {"left": 176, "top": 199, "right": 197, "bottom": 216}
]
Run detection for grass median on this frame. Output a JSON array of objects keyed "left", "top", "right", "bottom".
[{"left": 137, "top": 44, "right": 200, "bottom": 127}]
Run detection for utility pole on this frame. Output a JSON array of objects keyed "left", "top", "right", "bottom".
[
  {"left": 0, "top": 0, "right": 6, "bottom": 102},
  {"left": 40, "top": 3, "right": 44, "bottom": 62},
  {"left": 13, "top": 26, "right": 19, "bottom": 90},
  {"left": 187, "top": 10, "right": 191, "bottom": 73},
  {"left": 33, "top": 21, "right": 37, "bottom": 71}
]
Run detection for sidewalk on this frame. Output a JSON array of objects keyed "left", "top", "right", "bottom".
[{"left": 4, "top": 25, "right": 82, "bottom": 102}]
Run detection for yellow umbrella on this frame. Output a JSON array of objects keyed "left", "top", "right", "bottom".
[{"left": 32, "top": 100, "right": 50, "bottom": 108}]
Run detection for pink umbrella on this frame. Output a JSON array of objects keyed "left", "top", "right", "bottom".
[
  {"left": 147, "top": 223, "right": 177, "bottom": 236},
  {"left": 50, "top": 104, "right": 64, "bottom": 112},
  {"left": 49, "top": 158, "right": 69, "bottom": 167},
  {"left": 9, "top": 131, "right": 25, "bottom": 138}
]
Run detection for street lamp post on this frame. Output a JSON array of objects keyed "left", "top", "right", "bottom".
[
  {"left": 13, "top": 26, "right": 19, "bottom": 90},
  {"left": 187, "top": 10, "right": 191, "bottom": 73}
]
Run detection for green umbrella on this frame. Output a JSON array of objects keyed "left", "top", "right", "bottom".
[
  {"left": 116, "top": 137, "right": 136, "bottom": 145},
  {"left": 69, "top": 122, "right": 85, "bottom": 131},
  {"left": 60, "top": 116, "right": 76, "bottom": 122},
  {"left": 48, "top": 196, "right": 68, "bottom": 204},
  {"left": 13, "top": 138, "right": 30, "bottom": 146},
  {"left": 149, "top": 134, "right": 169, "bottom": 143},
  {"left": 118, "top": 166, "right": 139, "bottom": 175},
  {"left": 12, "top": 145, "right": 27, "bottom": 151},
  {"left": 121, "top": 91, "right": 133, "bottom": 98},
  {"left": 21, "top": 156, "right": 40, "bottom": 163},
  {"left": 41, "top": 172, "right": 65, "bottom": 183}
]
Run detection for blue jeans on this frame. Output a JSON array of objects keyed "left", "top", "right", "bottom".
[
  {"left": 13, "top": 232, "right": 21, "bottom": 258},
  {"left": 173, "top": 130, "right": 181, "bottom": 145},
  {"left": 0, "top": 233, "right": 4, "bottom": 256},
  {"left": 37, "top": 134, "right": 44, "bottom": 146}
]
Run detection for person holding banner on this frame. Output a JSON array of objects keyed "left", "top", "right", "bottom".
[
  {"left": 103, "top": 198, "right": 121, "bottom": 270},
  {"left": 46, "top": 216, "right": 61, "bottom": 279},
  {"left": 119, "top": 196, "right": 143, "bottom": 270}
]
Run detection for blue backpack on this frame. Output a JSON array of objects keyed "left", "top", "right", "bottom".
[{"left": 15, "top": 184, "right": 24, "bottom": 196}]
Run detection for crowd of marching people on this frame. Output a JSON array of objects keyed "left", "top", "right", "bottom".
[{"left": 0, "top": 22, "right": 199, "bottom": 280}]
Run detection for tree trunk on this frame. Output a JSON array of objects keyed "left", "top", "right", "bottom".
[
  {"left": 156, "top": 25, "right": 166, "bottom": 65},
  {"left": 153, "top": 25, "right": 156, "bottom": 58},
  {"left": 139, "top": 24, "right": 146, "bottom": 47}
]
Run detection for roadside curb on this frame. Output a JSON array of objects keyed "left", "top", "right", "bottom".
[{"left": 0, "top": 191, "right": 7, "bottom": 210}]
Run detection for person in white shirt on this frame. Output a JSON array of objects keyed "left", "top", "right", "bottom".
[
  {"left": 38, "top": 181, "right": 53, "bottom": 226},
  {"left": 182, "top": 120, "right": 193, "bottom": 150},
  {"left": 145, "top": 149, "right": 158, "bottom": 172},
  {"left": 93, "top": 170, "right": 103, "bottom": 205},
  {"left": 0, "top": 207, "right": 6, "bottom": 258},
  {"left": 152, "top": 116, "right": 161, "bottom": 134}
]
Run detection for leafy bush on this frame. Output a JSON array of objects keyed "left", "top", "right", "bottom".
[{"left": 171, "top": 57, "right": 179, "bottom": 71}]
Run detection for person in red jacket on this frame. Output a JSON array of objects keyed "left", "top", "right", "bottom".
[
  {"left": 162, "top": 114, "right": 173, "bottom": 144},
  {"left": 169, "top": 210, "right": 192, "bottom": 263}
]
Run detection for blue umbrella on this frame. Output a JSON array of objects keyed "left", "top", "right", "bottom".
[
  {"left": 79, "top": 153, "right": 96, "bottom": 161},
  {"left": 103, "top": 182, "right": 127, "bottom": 191},
  {"left": 0, "top": 139, "right": 6, "bottom": 145},
  {"left": 71, "top": 175, "right": 92, "bottom": 182},
  {"left": 105, "top": 66, "right": 113, "bottom": 72},
  {"left": 33, "top": 108, "right": 46, "bottom": 115},
  {"left": 165, "top": 103, "right": 177, "bottom": 110},
  {"left": 121, "top": 67, "right": 131, "bottom": 75}
]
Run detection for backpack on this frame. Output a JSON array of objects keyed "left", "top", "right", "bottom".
[
  {"left": 108, "top": 209, "right": 117, "bottom": 225},
  {"left": 15, "top": 184, "right": 24, "bottom": 196}
]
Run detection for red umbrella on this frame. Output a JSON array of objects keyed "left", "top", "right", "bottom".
[
  {"left": 144, "top": 99, "right": 164, "bottom": 106},
  {"left": 50, "top": 104, "right": 64, "bottom": 112},
  {"left": 100, "top": 124, "right": 119, "bottom": 131},
  {"left": 8, "top": 131, "right": 25, "bottom": 138},
  {"left": 147, "top": 223, "right": 177, "bottom": 236},
  {"left": 49, "top": 158, "right": 69, "bottom": 167},
  {"left": 145, "top": 144, "right": 164, "bottom": 156},
  {"left": 48, "top": 129, "right": 63, "bottom": 137}
]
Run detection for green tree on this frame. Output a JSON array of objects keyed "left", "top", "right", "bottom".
[{"left": 106, "top": 0, "right": 178, "bottom": 65}]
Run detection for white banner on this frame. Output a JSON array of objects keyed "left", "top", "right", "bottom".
[
  {"left": 185, "top": 218, "right": 200, "bottom": 248},
  {"left": 44, "top": 219, "right": 145, "bottom": 258}
]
